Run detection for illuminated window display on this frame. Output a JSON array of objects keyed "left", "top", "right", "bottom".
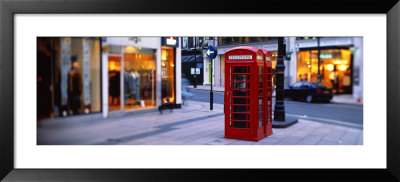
[
  {"left": 297, "top": 49, "right": 352, "bottom": 94},
  {"left": 123, "top": 47, "right": 157, "bottom": 110},
  {"left": 37, "top": 37, "right": 101, "bottom": 120},
  {"left": 106, "top": 45, "right": 157, "bottom": 111},
  {"left": 161, "top": 47, "right": 176, "bottom": 104}
]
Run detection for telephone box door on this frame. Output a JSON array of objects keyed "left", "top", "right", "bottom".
[{"left": 225, "top": 65, "right": 254, "bottom": 139}]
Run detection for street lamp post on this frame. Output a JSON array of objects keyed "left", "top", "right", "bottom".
[
  {"left": 317, "top": 37, "right": 321, "bottom": 83},
  {"left": 274, "top": 37, "right": 286, "bottom": 121},
  {"left": 193, "top": 37, "right": 197, "bottom": 88}
]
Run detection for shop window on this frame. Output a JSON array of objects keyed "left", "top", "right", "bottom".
[
  {"left": 296, "top": 49, "right": 352, "bottom": 94},
  {"left": 123, "top": 47, "right": 157, "bottom": 110},
  {"left": 161, "top": 47, "right": 176, "bottom": 104},
  {"left": 37, "top": 37, "right": 102, "bottom": 120}
]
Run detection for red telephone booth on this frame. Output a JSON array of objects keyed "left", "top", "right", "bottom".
[
  {"left": 224, "top": 46, "right": 271, "bottom": 141},
  {"left": 262, "top": 49, "right": 273, "bottom": 137}
]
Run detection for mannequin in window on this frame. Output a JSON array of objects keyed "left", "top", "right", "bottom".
[
  {"left": 124, "top": 69, "right": 129, "bottom": 102},
  {"left": 329, "top": 67, "right": 339, "bottom": 93},
  {"left": 134, "top": 70, "right": 140, "bottom": 102},
  {"left": 343, "top": 69, "right": 351, "bottom": 93},
  {"left": 128, "top": 69, "right": 141, "bottom": 104},
  {"left": 68, "top": 56, "right": 82, "bottom": 114}
]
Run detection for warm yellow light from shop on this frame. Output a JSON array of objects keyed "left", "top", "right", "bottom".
[
  {"left": 333, "top": 60, "right": 349, "bottom": 65},
  {"left": 109, "top": 62, "right": 116, "bottom": 71},
  {"left": 327, "top": 64, "right": 334, "bottom": 71},
  {"left": 339, "top": 65, "right": 347, "bottom": 71},
  {"left": 124, "top": 46, "right": 137, "bottom": 53},
  {"left": 161, "top": 50, "right": 167, "bottom": 61}
]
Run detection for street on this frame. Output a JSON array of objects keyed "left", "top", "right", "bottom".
[{"left": 187, "top": 88, "right": 363, "bottom": 128}]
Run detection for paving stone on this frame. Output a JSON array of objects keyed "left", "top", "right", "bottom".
[
  {"left": 191, "top": 137, "right": 219, "bottom": 144},
  {"left": 278, "top": 136, "right": 303, "bottom": 145},
  {"left": 356, "top": 132, "right": 363, "bottom": 145},
  {"left": 291, "top": 130, "right": 313, "bottom": 138},
  {"left": 297, "top": 135, "right": 322, "bottom": 145},
  {"left": 228, "top": 140, "right": 258, "bottom": 145},
  {"left": 267, "top": 132, "right": 290, "bottom": 140},
  {"left": 322, "top": 126, "right": 347, "bottom": 141},
  {"left": 317, "top": 139, "right": 338, "bottom": 145},
  {"left": 207, "top": 139, "right": 236, "bottom": 145},
  {"left": 313, "top": 125, "right": 334, "bottom": 136},
  {"left": 338, "top": 129, "right": 362, "bottom": 145},
  {"left": 256, "top": 138, "right": 281, "bottom": 145}
]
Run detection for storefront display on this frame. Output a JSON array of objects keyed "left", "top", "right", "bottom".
[
  {"left": 161, "top": 47, "right": 175, "bottom": 104},
  {"left": 37, "top": 37, "right": 102, "bottom": 120},
  {"left": 123, "top": 47, "right": 157, "bottom": 110},
  {"left": 297, "top": 49, "right": 352, "bottom": 94},
  {"left": 38, "top": 37, "right": 182, "bottom": 120}
]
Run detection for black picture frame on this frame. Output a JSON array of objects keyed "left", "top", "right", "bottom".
[{"left": 1, "top": 0, "right": 399, "bottom": 181}]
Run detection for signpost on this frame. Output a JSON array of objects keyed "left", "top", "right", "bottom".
[{"left": 206, "top": 46, "right": 217, "bottom": 110}]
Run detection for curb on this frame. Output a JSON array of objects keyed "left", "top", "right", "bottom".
[{"left": 329, "top": 101, "right": 363, "bottom": 107}]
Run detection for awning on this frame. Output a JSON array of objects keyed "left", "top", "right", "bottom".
[{"left": 181, "top": 55, "right": 204, "bottom": 63}]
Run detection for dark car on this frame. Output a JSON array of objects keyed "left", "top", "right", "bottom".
[{"left": 284, "top": 81, "right": 333, "bottom": 103}]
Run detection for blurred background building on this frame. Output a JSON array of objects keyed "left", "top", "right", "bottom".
[
  {"left": 37, "top": 37, "right": 182, "bottom": 121},
  {"left": 180, "top": 37, "right": 209, "bottom": 86},
  {"left": 37, "top": 36, "right": 363, "bottom": 121},
  {"left": 182, "top": 37, "right": 363, "bottom": 101}
]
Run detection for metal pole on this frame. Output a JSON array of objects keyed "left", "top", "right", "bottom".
[
  {"left": 317, "top": 37, "right": 321, "bottom": 83},
  {"left": 194, "top": 37, "right": 197, "bottom": 88},
  {"left": 274, "top": 37, "right": 286, "bottom": 121},
  {"left": 210, "top": 57, "right": 213, "bottom": 110}
]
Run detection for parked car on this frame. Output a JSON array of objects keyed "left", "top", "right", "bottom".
[{"left": 284, "top": 81, "right": 333, "bottom": 103}]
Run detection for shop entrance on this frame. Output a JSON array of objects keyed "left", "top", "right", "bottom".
[
  {"left": 108, "top": 55, "right": 121, "bottom": 110},
  {"left": 161, "top": 47, "right": 175, "bottom": 105}
]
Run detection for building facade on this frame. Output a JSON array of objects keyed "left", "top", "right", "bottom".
[
  {"left": 206, "top": 37, "right": 363, "bottom": 100},
  {"left": 37, "top": 37, "right": 182, "bottom": 121},
  {"left": 180, "top": 37, "right": 210, "bottom": 86}
]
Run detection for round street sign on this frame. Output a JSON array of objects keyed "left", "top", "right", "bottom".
[{"left": 206, "top": 46, "right": 217, "bottom": 59}]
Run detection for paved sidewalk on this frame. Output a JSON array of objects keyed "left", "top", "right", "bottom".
[
  {"left": 37, "top": 101, "right": 362, "bottom": 145},
  {"left": 188, "top": 85, "right": 363, "bottom": 105}
]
